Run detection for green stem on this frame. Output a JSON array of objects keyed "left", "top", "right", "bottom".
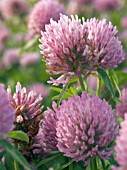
[
  {"left": 79, "top": 75, "right": 85, "bottom": 91},
  {"left": 101, "top": 159, "right": 106, "bottom": 170},
  {"left": 90, "top": 157, "right": 97, "bottom": 170},
  {"left": 14, "top": 159, "right": 19, "bottom": 170}
]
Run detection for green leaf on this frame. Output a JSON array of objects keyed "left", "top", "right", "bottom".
[
  {"left": 7, "top": 131, "right": 29, "bottom": 143},
  {"left": 68, "top": 87, "right": 77, "bottom": 95},
  {"left": 0, "top": 140, "right": 31, "bottom": 170},
  {"left": 36, "top": 153, "right": 61, "bottom": 168},
  {"left": 97, "top": 68, "right": 115, "bottom": 99},
  {"left": 0, "top": 162, "right": 6, "bottom": 170},
  {"left": 108, "top": 70, "right": 121, "bottom": 97},
  {"left": 69, "top": 77, "right": 78, "bottom": 84},
  {"left": 0, "top": 151, "right": 5, "bottom": 161},
  {"left": 50, "top": 87, "right": 62, "bottom": 93},
  {"left": 5, "top": 152, "right": 15, "bottom": 170},
  {"left": 57, "top": 83, "right": 69, "bottom": 107},
  {"left": 109, "top": 154, "right": 118, "bottom": 167},
  {"left": 56, "top": 159, "right": 74, "bottom": 170}
]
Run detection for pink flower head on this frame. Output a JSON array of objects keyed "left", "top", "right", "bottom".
[
  {"left": 40, "top": 15, "right": 124, "bottom": 86},
  {"left": 0, "top": 84, "right": 15, "bottom": 140},
  {"left": 19, "top": 52, "right": 40, "bottom": 66},
  {"left": 112, "top": 114, "right": 127, "bottom": 170},
  {"left": 0, "top": 0, "right": 28, "bottom": 19},
  {"left": 85, "top": 18, "right": 124, "bottom": 69},
  {"left": 28, "top": 83, "right": 49, "bottom": 99},
  {"left": 93, "top": 0, "right": 120, "bottom": 11},
  {"left": 40, "top": 14, "right": 88, "bottom": 86},
  {"left": 27, "top": 0, "right": 66, "bottom": 37},
  {"left": 40, "top": 102, "right": 58, "bottom": 153},
  {"left": 116, "top": 88, "right": 127, "bottom": 118},
  {"left": 2, "top": 48, "right": 20, "bottom": 67},
  {"left": 56, "top": 92, "right": 118, "bottom": 164},
  {"left": 7, "top": 82, "right": 43, "bottom": 138}
]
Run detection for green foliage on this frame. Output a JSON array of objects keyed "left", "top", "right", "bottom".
[
  {"left": 7, "top": 131, "right": 29, "bottom": 143},
  {"left": 0, "top": 140, "right": 31, "bottom": 170},
  {"left": 97, "top": 68, "right": 115, "bottom": 99}
]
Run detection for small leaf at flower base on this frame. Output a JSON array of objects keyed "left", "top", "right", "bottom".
[
  {"left": 50, "top": 87, "right": 62, "bottom": 93},
  {"left": 109, "top": 154, "right": 118, "bottom": 167},
  {"left": 0, "top": 140, "right": 31, "bottom": 170},
  {"left": 97, "top": 68, "right": 115, "bottom": 99},
  {"left": 7, "top": 131, "right": 29, "bottom": 143},
  {"left": 108, "top": 70, "right": 121, "bottom": 97}
]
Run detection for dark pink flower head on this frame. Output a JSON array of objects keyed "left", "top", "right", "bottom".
[
  {"left": 93, "top": 0, "right": 120, "bottom": 11},
  {"left": 116, "top": 88, "right": 127, "bottom": 118},
  {"left": 85, "top": 18, "right": 124, "bottom": 69},
  {"left": 56, "top": 92, "right": 118, "bottom": 164},
  {"left": 0, "top": 0, "right": 28, "bottom": 19},
  {"left": 28, "top": 83, "right": 49, "bottom": 99},
  {"left": 7, "top": 82, "right": 43, "bottom": 138},
  {"left": 112, "top": 114, "right": 127, "bottom": 170},
  {"left": 40, "top": 14, "right": 88, "bottom": 86},
  {"left": 19, "top": 52, "right": 40, "bottom": 66},
  {"left": 40, "top": 15, "right": 124, "bottom": 86},
  {"left": 2, "top": 48, "right": 20, "bottom": 67},
  {"left": 40, "top": 102, "right": 58, "bottom": 153},
  {"left": 0, "top": 84, "right": 15, "bottom": 140},
  {"left": 28, "top": 0, "right": 66, "bottom": 37}
]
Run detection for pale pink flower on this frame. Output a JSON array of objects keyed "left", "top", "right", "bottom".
[
  {"left": 93, "top": 0, "right": 120, "bottom": 11},
  {"left": 28, "top": 83, "right": 49, "bottom": 99},
  {"left": 28, "top": 0, "right": 66, "bottom": 37},
  {"left": 2, "top": 48, "right": 20, "bottom": 67},
  {"left": 0, "top": 0, "right": 28, "bottom": 19},
  {"left": 19, "top": 52, "right": 40, "bottom": 66}
]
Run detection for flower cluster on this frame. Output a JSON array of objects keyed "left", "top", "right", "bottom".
[
  {"left": 40, "top": 92, "right": 118, "bottom": 164},
  {"left": 56, "top": 92, "right": 118, "bottom": 164},
  {"left": 40, "top": 14, "right": 124, "bottom": 86}
]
